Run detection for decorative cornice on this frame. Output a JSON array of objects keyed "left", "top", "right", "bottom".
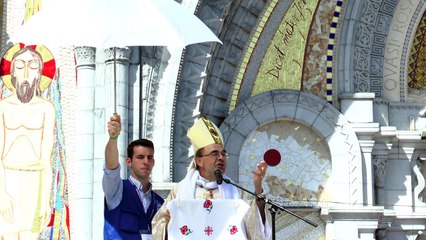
[
  {"left": 388, "top": 103, "right": 425, "bottom": 110},
  {"left": 373, "top": 98, "right": 390, "bottom": 106}
]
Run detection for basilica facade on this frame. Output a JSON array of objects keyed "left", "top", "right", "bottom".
[{"left": 2, "top": 0, "right": 426, "bottom": 239}]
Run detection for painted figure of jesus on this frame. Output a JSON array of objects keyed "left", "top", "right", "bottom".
[{"left": 0, "top": 47, "right": 55, "bottom": 240}]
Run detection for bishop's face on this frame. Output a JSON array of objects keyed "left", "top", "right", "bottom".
[{"left": 12, "top": 50, "right": 41, "bottom": 103}]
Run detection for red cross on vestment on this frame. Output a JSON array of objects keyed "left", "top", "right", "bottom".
[{"left": 204, "top": 225, "right": 214, "bottom": 236}]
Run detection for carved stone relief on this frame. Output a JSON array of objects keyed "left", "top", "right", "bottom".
[
  {"left": 373, "top": 155, "right": 388, "bottom": 188},
  {"left": 352, "top": 0, "right": 397, "bottom": 97}
]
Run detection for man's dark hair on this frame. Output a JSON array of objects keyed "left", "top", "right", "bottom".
[
  {"left": 194, "top": 147, "right": 205, "bottom": 170},
  {"left": 127, "top": 139, "right": 154, "bottom": 158},
  {"left": 195, "top": 148, "right": 204, "bottom": 157}
]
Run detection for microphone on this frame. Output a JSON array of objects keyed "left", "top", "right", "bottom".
[
  {"left": 214, "top": 169, "right": 223, "bottom": 185},
  {"left": 263, "top": 148, "right": 281, "bottom": 166}
]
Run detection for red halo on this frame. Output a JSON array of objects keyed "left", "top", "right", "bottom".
[{"left": 0, "top": 43, "right": 56, "bottom": 92}]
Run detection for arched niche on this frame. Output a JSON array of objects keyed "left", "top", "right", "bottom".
[{"left": 220, "top": 89, "right": 363, "bottom": 205}]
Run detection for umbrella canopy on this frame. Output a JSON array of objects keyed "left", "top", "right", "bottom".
[
  {"left": 10, "top": 0, "right": 222, "bottom": 48},
  {"left": 9, "top": 0, "right": 221, "bottom": 114}
]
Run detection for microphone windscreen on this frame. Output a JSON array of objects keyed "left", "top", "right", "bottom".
[
  {"left": 214, "top": 169, "right": 223, "bottom": 184},
  {"left": 263, "top": 148, "right": 281, "bottom": 166}
]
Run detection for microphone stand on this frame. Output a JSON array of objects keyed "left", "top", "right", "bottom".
[{"left": 221, "top": 177, "right": 318, "bottom": 240}]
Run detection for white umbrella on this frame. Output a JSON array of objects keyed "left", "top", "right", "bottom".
[
  {"left": 11, "top": 0, "right": 221, "bottom": 48},
  {"left": 10, "top": 0, "right": 221, "bottom": 112}
]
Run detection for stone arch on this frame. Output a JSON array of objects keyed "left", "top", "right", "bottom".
[
  {"left": 220, "top": 89, "right": 363, "bottom": 205},
  {"left": 339, "top": 0, "right": 398, "bottom": 97},
  {"left": 405, "top": 2, "right": 426, "bottom": 102},
  {"left": 171, "top": 0, "right": 268, "bottom": 181}
]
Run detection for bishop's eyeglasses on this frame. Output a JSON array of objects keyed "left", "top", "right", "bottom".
[{"left": 200, "top": 150, "right": 229, "bottom": 159}]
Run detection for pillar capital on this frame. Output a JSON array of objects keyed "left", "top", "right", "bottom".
[
  {"left": 104, "top": 47, "right": 131, "bottom": 64},
  {"left": 74, "top": 46, "right": 96, "bottom": 68}
]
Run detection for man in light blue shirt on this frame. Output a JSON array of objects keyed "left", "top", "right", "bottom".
[{"left": 103, "top": 114, "right": 164, "bottom": 240}]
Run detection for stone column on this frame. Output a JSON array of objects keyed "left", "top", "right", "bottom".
[
  {"left": 104, "top": 47, "right": 131, "bottom": 178},
  {"left": 73, "top": 46, "right": 96, "bottom": 239},
  {"left": 359, "top": 139, "right": 375, "bottom": 205},
  {"left": 351, "top": 124, "right": 379, "bottom": 206}
]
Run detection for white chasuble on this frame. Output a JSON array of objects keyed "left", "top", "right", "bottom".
[{"left": 167, "top": 199, "right": 249, "bottom": 240}]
